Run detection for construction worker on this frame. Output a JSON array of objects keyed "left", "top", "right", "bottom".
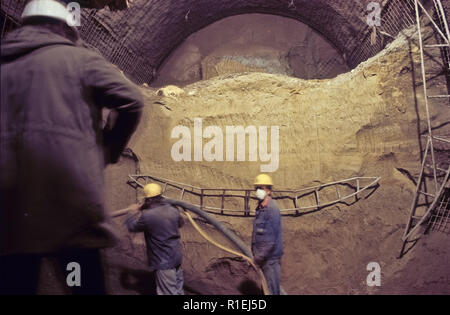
[
  {"left": 252, "top": 174, "right": 283, "bottom": 295},
  {"left": 125, "top": 183, "right": 185, "bottom": 295},
  {"left": 0, "top": 0, "right": 143, "bottom": 294}
]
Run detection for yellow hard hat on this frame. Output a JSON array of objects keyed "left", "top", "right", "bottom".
[
  {"left": 143, "top": 183, "right": 162, "bottom": 198},
  {"left": 254, "top": 174, "right": 274, "bottom": 187}
]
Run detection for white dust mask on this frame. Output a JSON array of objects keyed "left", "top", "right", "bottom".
[{"left": 255, "top": 189, "right": 267, "bottom": 200}]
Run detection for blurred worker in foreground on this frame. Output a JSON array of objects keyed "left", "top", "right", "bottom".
[
  {"left": 0, "top": 0, "right": 143, "bottom": 294},
  {"left": 252, "top": 174, "right": 283, "bottom": 295},
  {"left": 125, "top": 183, "right": 185, "bottom": 295}
]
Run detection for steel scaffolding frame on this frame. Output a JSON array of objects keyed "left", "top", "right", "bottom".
[{"left": 398, "top": 0, "right": 450, "bottom": 258}]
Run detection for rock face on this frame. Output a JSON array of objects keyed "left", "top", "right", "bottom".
[
  {"left": 94, "top": 25, "right": 450, "bottom": 294},
  {"left": 130, "top": 29, "right": 448, "bottom": 191}
]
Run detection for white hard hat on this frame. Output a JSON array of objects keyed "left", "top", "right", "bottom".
[{"left": 21, "top": 0, "right": 70, "bottom": 23}]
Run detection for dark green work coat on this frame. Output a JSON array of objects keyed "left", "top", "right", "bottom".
[{"left": 0, "top": 25, "right": 143, "bottom": 255}]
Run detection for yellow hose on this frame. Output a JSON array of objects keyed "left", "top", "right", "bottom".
[{"left": 182, "top": 210, "right": 270, "bottom": 295}]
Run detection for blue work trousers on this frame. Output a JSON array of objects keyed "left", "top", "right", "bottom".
[
  {"left": 261, "top": 259, "right": 281, "bottom": 295},
  {"left": 155, "top": 265, "right": 184, "bottom": 295}
]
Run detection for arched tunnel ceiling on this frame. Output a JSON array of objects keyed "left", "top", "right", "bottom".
[
  {"left": 88, "top": 0, "right": 419, "bottom": 83},
  {"left": 97, "top": 0, "right": 369, "bottom": 68},
  {"left": 2, "top": 0, "right": 428, "bottom": 83}
]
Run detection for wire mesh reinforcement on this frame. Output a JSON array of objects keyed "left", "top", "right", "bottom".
[
  {"left": 0, "top": 0, "right": 26, "bottom": 19},
  {"left": 0, "top": 0, "right": 432, "bottom": 85},
  {"left": 0, "top": 0, "right": 25, "bottom": 38},
  {"left": 315, "top": 57, "right": 347, "bottom": 79},
  {"left": 78, "top": 9, "right": 154, "bottom": 84},
  {"left": 347, "top": 0, "right": 417, "bottom": 68},
  {"left": 429, "top": 187, "right": 450, "bottom": 234},
  {"left": 0, "top": 0, "right": 153, "bottom": 84}
]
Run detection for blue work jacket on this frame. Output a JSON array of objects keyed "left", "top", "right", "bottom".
[
  {"left": 126, "top": 200, "right": 184, "bottom": 270},
  {"left": 251, "top": 198, "right": 283, "bottom": 264}
]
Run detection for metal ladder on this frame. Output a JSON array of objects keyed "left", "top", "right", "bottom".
[
  {"left": 399, "top": 0, "right": 450, "bottom": 258},
  {"left": 128, "top": 174, "right": 380, "bottom": 216}
]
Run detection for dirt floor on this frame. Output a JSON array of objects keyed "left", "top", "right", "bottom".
[{"left": 37, "top": 23, "right": 450, "bottom": 295}]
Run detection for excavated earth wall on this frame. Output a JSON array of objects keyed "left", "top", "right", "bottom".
[{"left": 38, "top": 25, "right": 450, "bottom": 295}]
